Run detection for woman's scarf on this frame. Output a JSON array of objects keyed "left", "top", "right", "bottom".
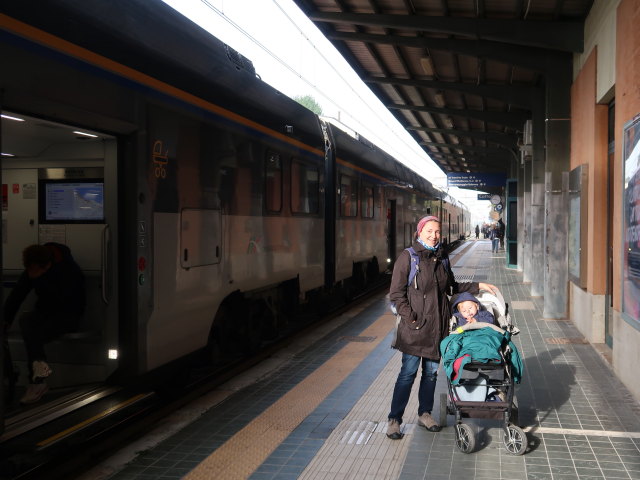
[{"left": 418, "top": 238, "right": 440, "bottom": 251}]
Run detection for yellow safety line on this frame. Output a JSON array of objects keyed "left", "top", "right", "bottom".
[
  {"left": 36, "top": 393, "right": 149, "bottom": 447},
  {"left": 184, "top": 313, "right": 395, "bottom": 480}
]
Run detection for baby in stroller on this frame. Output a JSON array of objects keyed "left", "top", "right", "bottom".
[
  {"left": 439, "top": 289, "right": 526, "bottom": 454},
  {"left": 451, "top": 291, "right": 496, "bottom": 326}
]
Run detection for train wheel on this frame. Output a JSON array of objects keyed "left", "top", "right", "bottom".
[
  {"left": 365, "top": 257, "right": 379, "bottom": 285},
  {"left": 352, "top": 261, "right": 366, "bottom": 292},
  {"left": 455, "top": 423, "right": 475, "bottom": 453},
  {"left": 243, "top": 300, "right": 266, "bottom": 354}
]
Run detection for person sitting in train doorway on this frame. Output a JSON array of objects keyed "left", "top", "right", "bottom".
[
  {"left": 386, "top": 215, "right": 498, "bottom": 439},
  {"left": 2, "top": 243, "right": 85, "bottom": 404}
]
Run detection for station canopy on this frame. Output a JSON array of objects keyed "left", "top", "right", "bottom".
[{"left": 293, "top": 0, "right": 594, "bottom": 194}]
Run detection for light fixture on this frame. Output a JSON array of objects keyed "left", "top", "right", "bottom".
[
  {"left": 108, "top": 349, "right": 119, "bottom": 360},
  {"left": 1, "top": 114, "right": 25, "bottom": 122},
  {"left": 433, "top": 91, "right": 445, "bottom": 107},
  {"left": 1, "top": 153, "right": 15, "bottom": 157},
  {"left": 73, "top": 130, "right": 98, "bottom": 138},
  {"left": 420, "top": 56, "right": 435, "bottom": 76}
]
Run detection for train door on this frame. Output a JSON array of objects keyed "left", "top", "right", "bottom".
[
  {"left": 1, "top": 109, "right": 5, "bottom": 432},
  {"left": 387, "top": 199, "right": 396, "bottom": 264},
  {"left": 1, "top": 112, "right": 119, "bottom": 410},
  {"left": 506, "top": 179, "right": 518, "bottom": 268}
]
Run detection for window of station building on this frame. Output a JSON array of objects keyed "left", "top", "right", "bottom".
[
  {"left": 340, "top": 174, "right": 358, "bottom": 217},
  {"left": 265, "top": 151, "right": 282, "bottom": 213},
  {"left": 291, "top": 159, "right": 319, "bottom": 214},
  {"left": 361, "top": 183, "right": 375, "bottom": 218}
]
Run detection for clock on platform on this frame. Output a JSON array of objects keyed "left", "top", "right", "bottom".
[{"left": 490, "top": 194, "right": 501, "bottom": 205}]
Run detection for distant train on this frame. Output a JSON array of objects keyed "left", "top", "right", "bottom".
[{"left": 0, "top": 0, "right": 469, "bottom": 432}]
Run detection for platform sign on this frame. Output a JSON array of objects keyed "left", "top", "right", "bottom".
[
  {"left": 477, "top": 193, "right": 491, "bottom": 200},
  {"left": 447, "top": 172, "right": 506, "bottom": 188}
]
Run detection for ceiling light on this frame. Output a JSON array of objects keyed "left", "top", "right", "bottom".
[
  {"left": 1, "top": 114, "right": 25, "bottom": 122},
  {"left": 1, "top": 152, "right": 15, "bottom": 157},
  {"left": 420, "top": 56, "right": 435, "bottom": 76},
  {"left": 434, "top": 91, "right": 445, "bottom": 107},
  {"left": 73, "top": 130, "right": 98, "bottom": 138}
]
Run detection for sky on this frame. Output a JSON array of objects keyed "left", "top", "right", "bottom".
[{"left": 161, "top": 0, "right": 493, "bottom": 225}]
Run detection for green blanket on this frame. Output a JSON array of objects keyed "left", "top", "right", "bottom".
[{"left": 440, "top": 327, "right": 523, "bottom": 384}]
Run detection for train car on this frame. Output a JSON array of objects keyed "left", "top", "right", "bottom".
[{"left": 0, "top": 0, "right": 469, "bottom": 441}]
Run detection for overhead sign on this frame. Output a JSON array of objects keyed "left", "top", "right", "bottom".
[
  {"left": 447, "top": 172, "right": 507, "bottom": 188},
  {"left": 477, "top": 193, "right": 491, "bottom": 200}
]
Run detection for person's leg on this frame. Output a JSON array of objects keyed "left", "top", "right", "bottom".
[
  {"left": 18, "top": 311, "right": 56, "bottom": 404},
  {"left": 19, "top": 312, "right": 48, "bottom": 382},
  {"left": 417, "top": 358, "right": 442, "bottom": 431},
  {"left": 417, "top": 358, "right": 439, "bottom": 415},
  {"left": 388, "top": 353, "right": 420, "bottom": 423},
  {"left": 19, "top": 310, "right": 63, "bottom": 382}
]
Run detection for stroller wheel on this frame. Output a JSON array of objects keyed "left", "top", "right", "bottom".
[
  {"left": 438, "top": 393, "right": 448, "bottom": 427},
  {"left": 503, "top": 424, "right": 527, "bottom": 455},
  {"left": 455, "top": 423, "right": 475, "bottom": 454}
]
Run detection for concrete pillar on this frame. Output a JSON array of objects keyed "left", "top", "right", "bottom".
[
  {"left": 530, "top": 106, "right": 546, "bottom": 297},
  {"left": 517, "top": 156, "right": 525, "bottom": 271},
  {"left": 543, "top": 67, "right": 572, "bottom": 318}
]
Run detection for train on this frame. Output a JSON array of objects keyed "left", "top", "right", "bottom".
[{"left": 0, "top": 0, "right": 470, "bottom": 437}]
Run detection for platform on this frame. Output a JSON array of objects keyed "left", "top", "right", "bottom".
[{"left": 80, "top": 239, "right": 640, "bottom": 480}]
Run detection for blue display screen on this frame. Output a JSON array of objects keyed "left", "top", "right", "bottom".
[{"left": 44, "top": 181, "right": 104, "bottom": 222}]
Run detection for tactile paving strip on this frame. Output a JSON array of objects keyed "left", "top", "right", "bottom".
[{"left": 183, "top": 313, "right": 393, "bottom": 480}]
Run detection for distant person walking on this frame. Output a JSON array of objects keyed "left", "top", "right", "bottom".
[
  {"left": 475, "top": 224, "right": 480, "bottom": 239},
  {"left": 490, "top": 224, "right": 500, "bottom": 254}
]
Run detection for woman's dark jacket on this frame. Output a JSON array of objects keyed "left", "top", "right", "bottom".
[{"left": 389, "top": 241, "right": 478, "bottom": 359}]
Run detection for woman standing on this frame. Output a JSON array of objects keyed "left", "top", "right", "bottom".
[{"left": 386, "top": 216, "right": 497, "bottom": 439}]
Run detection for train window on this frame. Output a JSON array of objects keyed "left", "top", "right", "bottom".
[
  {"left": 340, "top": 174, "right": 358, "bottom": 217},
  {"left": 361, "top": 183, "right": 374, "bottom": 218},
  {"left": 291, "top": 159, "right": 319, "bottom": 214},
  {"left": 265, "top": 152, "right": 282, "bottom": 213},
  {"left": 404, "top": 223, "right": 413, "bottom": 247}
]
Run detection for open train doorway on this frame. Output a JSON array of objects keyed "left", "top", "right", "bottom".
[{"left": 0, "top": 111, "right": 119, "bottom": 419}]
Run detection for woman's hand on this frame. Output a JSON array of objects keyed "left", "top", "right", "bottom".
[{"left": 479, "top": 282, "right": 499, "bottom": 295}]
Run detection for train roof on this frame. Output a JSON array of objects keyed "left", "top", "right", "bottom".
[
  {"left": 322, "top": 117, "right": 443, "bottom": 199},
  {"left": 1, "top": 0, "right": 324, "bottom": 149}
]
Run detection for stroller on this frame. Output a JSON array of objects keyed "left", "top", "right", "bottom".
[{"left": 439, "top": 289, "right": 527, "bottom": 455}]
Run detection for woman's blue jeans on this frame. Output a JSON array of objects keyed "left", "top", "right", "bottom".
[{"left": 388, "top": 353, "right": 439, "bottom": 424}]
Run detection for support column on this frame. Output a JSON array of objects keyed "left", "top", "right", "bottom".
[
  {"left": 543, "top": 67, "right": 572, "bottom": 318},
  {"left": 530, "top": 106, "right": 546, "bottom": 297},
  {"left": 517, "top": 155, "right": 525, "bottom": 272}
]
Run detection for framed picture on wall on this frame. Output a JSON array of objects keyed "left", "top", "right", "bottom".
[{"left": 622, "top": 114, "right": 640, "bottom": 324}]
